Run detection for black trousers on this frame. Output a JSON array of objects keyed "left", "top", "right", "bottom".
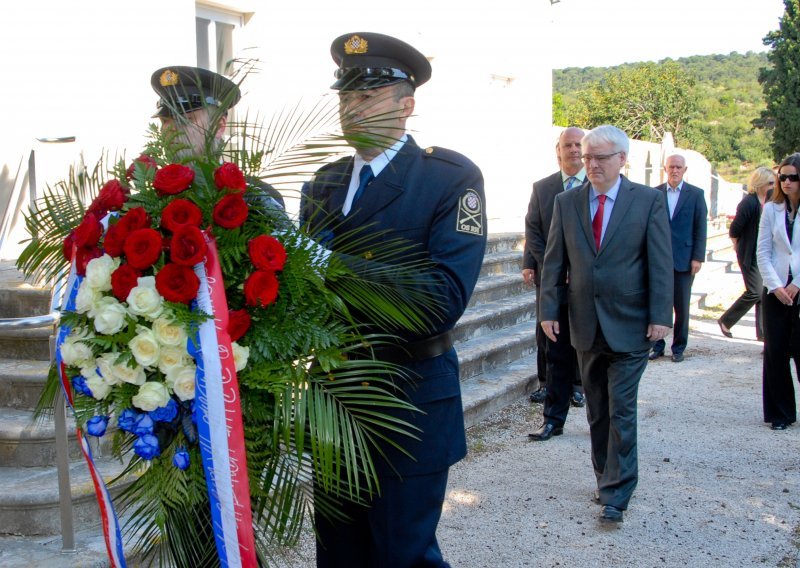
[
  {"left": 761, "top": 291, "right": 800, "bottom": 425},
  {"left": 543, "top": 302, "right": 580, "bottom": 427},
  {"left": 654, "top": 270, "right": 693, "bottom": 355},
  {"left": 720, "top": 263, "right": 764, "bottom": 340},
  {"left": 579, "top": 327, "right": 649, "bottom": 510},
  {"left": 535, "top": 285, "right": 581, "bottom": 391}
]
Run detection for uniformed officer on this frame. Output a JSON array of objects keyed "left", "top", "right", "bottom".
[
  {"left": 150, "top": 65, "right": 285, "bottom": 208},
  {"left": 302, "top": 32, "right": 488, "bottom": 568}
]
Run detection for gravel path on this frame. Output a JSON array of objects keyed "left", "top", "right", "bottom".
[{"left": 437, "top": 315, "right": 800, "bottom": 568}]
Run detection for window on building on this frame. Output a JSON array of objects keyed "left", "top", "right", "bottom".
[{"left": 195, "top": 5, "right": 243, "bottom": 75}]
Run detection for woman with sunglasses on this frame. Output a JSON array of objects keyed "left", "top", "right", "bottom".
[
  {"left": 756, "top": 154, "right": 800, "bottom": 430},
  {"left": 718, "top": 167, "right": 775, "bottom": 339}
]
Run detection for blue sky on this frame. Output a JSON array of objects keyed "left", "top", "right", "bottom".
[{"left": 550, "top": 0, "right": 786, "bottom": 68}]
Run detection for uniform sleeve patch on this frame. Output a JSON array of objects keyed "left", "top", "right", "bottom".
[{"left": 457, "top": 189, "right": 484, "bottom": 236}]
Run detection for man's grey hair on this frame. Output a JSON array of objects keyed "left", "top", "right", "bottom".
[{"left": 582, "top": 125, "right": 629, "bottom": 155}]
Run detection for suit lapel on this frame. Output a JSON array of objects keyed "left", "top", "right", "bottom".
[
  {"left": 672, "top": 185, "right": 690, "bottom": 220},
  {"left": 598, "top": 176, "right": 635, "bottom": 255},
  {"left": 574, "top": 184, "right": 596, "bottom": 252},
  {"left": 328, "top": 157, "right": 354, "bottom": 216}
]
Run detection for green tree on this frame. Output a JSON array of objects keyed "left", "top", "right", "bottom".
[
  {"left": 758, "top": 0, "right": 800, "bottom": 160},
  {"left": 552, "top": 93, "right": 568, "bottom": 127},
  {"left": 567, "top": 62, "right": 698, "bottom": 142}
]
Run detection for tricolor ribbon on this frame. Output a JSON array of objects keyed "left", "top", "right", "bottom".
[
  {"left": 55, "top": 263, "right": 127, "bottom": 568},
  {"left": 191, "top": 234, "right": 257, "bottom": 568}
]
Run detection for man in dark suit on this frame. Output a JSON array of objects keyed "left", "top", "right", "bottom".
[
  {"left": 540, "top": 125, "right": 673, "bottom": 523},
  {"left": 523, "top": 127, "right": 586, "bottom": 441},
  {"left": 302, "top": 32, "right": 487, "bottom": 567},
  {"left": 649, "top": 154, "right": 707, "bottom": 363}
]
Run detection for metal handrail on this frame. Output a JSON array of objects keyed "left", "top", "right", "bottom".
[{"left": 0, "top": 312, "right": 60, "bottom": 330}]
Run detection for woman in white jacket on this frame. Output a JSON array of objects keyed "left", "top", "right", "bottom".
[{"left": 757, "top": 153, "right": 800, "bottom": 430}]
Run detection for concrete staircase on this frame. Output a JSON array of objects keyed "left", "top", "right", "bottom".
[{"left": 0, "top": 233, "right": 539, "bottom": 564}]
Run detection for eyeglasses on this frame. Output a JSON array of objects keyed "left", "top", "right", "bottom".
[
  {"left": 581, "top": 152, "right": 621, "bottom": 164},
  {"left": 779, "top": 174, "right": 800, "bottom": 182}
]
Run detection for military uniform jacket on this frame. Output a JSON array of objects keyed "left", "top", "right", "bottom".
[{"left": 302, "top": 135, "right": 487, "bottom": 476}]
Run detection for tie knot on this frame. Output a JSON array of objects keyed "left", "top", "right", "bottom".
[
  {"left": 597, "top": 194, "right": 607, "bottom": 204},
  {"left": 565, "top": 176, "right": 577, "bottom": 190},
  {"left": 359, "top": 165, "right": 374, "bottom": 185}
]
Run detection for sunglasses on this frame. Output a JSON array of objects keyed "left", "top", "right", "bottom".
[{"left": 779, "top": 174, "right": 800, "bottom": 182}]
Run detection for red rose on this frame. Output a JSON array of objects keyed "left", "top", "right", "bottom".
[
  {"left": 227, "top": 309, "right": 251, "bottom": 342},
  {"left": 62, "top": 231, "right": 76, "bottom": 261},
  {"left": 87, "top": 180, "right": 129, "bottom": 217},
  {"left": 123, "top": 228, "right": 163, "bottom": 269},
  {"left": 212, "top": 194, "right": 249, "bottom": 229},
  {"left": 102, "top": 223, "right": 126, "bottom": 257},
  {"left": 75, "top": 246, "right": 102, "bottom": 276},
  {"left": 214, "top": 162, "right": 247, "bottom": 193},
  {"left": 119, "top": 207, "right": 151, "bottom": 232},
  {"left": 169, "top": 225, "right": 207, "bottom": 267},
  {"left": 126, "top": 154, "right": 158, "bottom": 181},
  {"left": 243, "top": 270, "right": 279, "bottom": 307},
  {"left": 153, "top": 164, "right": 195, "bottom": 196},
  {"left": 161, "top": 199, "right": 203, "bottom": 232},
  {"left": 111, "top": 264, "right": 142, "bottom": 302},
  {"left": 248, "top": 235, "right": 286, "bottom": 271},
  {"left": 155, "top": 263, "right": 200, "bottom": 304},
  {"left": 74, "top": 214, "right": 102, "bottom": 248}
]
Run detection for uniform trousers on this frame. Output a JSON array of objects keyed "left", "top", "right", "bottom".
[
  {"left": 315, "top": 471, "right": 450, "bottom": 568},
  {"left": 579, "top": 327, "right": 649, "bottom": 510},
  {"left": 761, "top": 290, "right": 800, "bottom": 425}
]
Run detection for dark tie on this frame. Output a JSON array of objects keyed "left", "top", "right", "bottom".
[
  {"left": 351, "top": 165, "right": 374, "bottom": 207},
  {"left": 592, "top": 194, "right": 607, "bottom": 250},
  {"left": 565, "top": 176, "right": 577, "bottom": 190}
]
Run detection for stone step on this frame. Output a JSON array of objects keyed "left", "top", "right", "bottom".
[
  {"left": 461, "top": 353, "right": 538, "bottom": 429},
  {"left": 0, "top": 407, "right": 85, "bottom": 468},
  {"left": 0, "top": 286, "right": 52, "bottom": 319},
  {"left": 0, "top": 358, "right": 51, "bottom": 410},
  {"left": 468, "top": 273, "right": 529, "bottom": 308},
  {"left": 0, "top": 457, "right": 128, "bottom": 536},
  {"left": 456, "top": 320, "right": 536, "bottom": 382},
  {"left": 0, "top": 327, "right": 52, "bottom": 360},
  {"left": 479, "top": 250, "right": 522, "bottom": 277},
  {"left": 485, "top": 232, "right": 524, "bottom": 255},
  {"left": 453, "top": 293, "right": 536, "bottom": 344}
]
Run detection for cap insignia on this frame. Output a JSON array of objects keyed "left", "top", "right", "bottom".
[
  {"left": 159, "top": 70, "right": 180, "bottom": 87},
  {"left": 344, "top": 35, "right": 368, "bottom": 55}
]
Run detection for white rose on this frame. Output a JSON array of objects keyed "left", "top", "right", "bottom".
[
  {"left": 92, "top": 297, "right": 127, "bottom": 335},
  {"left": 84, "top": 374, "right": 112, "bottom": 400},
  {"left": 126, "top": 279, "right": 164, "bottom": 321},
  {"left": 128, "top": 326, "right": 160, "bottom": 368},
  {"left": 152, "top": 316, "right": 187, "bottom": 347},
  {"left": 131, "top": 381, "right": 171, "bottom": 412},
  {"left": 231, "top": 341, "right": 249, "bottom": 372},
  {"left": 84, "top": 254, "right": 119, "bottom": 292},
  {"left": 75, "top": 279, "right": 101, "bottom": 314},
  {"left": 168, "top": 365, "right": 196, "bottom": 402},
  {"left": 95, "top": 352, "right": 123, "bottom": 386},
  {"left": 60, "top": 336, "right": 94, "bottom": 368},
  {"left": 158, "top": 345, "right": 189, "bottom": 375},
  {"left": 113, "top": 361, "right": 147, "bottom": 386}
]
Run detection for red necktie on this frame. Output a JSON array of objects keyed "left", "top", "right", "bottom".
[{"left": 592, "top": 194, "right": 606, "bottom": 250}]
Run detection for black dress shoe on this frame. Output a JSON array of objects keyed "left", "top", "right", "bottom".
[
  {"left": 571, "top": 390, "right": 585, "bottom": 407},
  {"left": 671, "top": 353, "right": 684, "bottom": 363},
  {"left": 529, "top": 387, "right": 547, "bottom": 404},
  {"left": 599, "top": 505, "right": 624, "bottom": 523},
  {"left": 528, "top": 423, "right": 563, "bottom": 441},
  {"left": 648, "top": 351, "right": 664, "bottom": 361},
  {"left": 771, "top": 422, "right": 788, "bottom": 430},
  {"left": 717, "top": 319, "right": 733, "bottom": 338}
]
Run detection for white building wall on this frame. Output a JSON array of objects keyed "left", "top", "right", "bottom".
[{"left": 0, "top": 0, "right": 554, "bottom": 258}]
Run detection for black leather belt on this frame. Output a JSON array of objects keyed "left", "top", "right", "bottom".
[{"left": 373, "top": 331, "right": 454, "bottom": 364}]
